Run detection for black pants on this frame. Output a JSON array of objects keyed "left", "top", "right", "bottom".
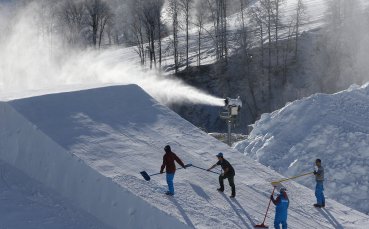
[{"left": 219, "top": 174, "right": 235, "bottom": 196}]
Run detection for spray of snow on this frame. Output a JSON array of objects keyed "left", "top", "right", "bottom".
[{"left": 0, "top": 2, "right": 224, "bottom": 107}]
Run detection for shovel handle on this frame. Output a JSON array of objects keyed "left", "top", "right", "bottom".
[
  {"left": 271, "top": 172, "right": 314, "bottom": 185},
  {"left": 191, "top": 164, "right": 220, "bottom": 175},
  {"left": 149, "top": 164, "right": 192, "bottom": 176}
]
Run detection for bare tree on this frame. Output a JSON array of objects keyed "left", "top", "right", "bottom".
[
  {"left": 294, "top": 0, "right": 306, "bottom": 58},
  {"left": 239, "top": 0, "right": 248, "bottom": 54},
  {"left": 130, "top": 0, "right": 146, "bottom": 65},
  {"left": 142, "top": 1, "right": 157, "bottom": 69},
  {"left": 98, "top": 5, "right": 112, "bottom": 48},
  {"left": 259, "top": 0, "right": 274, "bottom": 109},
  {"left": 221, "top": 0, "right": 228, "bottom": 61},
  {"left": 194, "top": 0, "right": 206, "bottom": 66},
  {"left": 180, "top": 0, "right": 193, "bottom": 70},
  {"left": 206, "top": 0, "right": 220, "bottom": 59},
  {"left": 168, "top": 0, "right": 181, "bottom": 73},
  {"left": 207, "top": 0, "right": 228, "bottom": 62},
  {"left": 282, "top": 19, "right": 295, "bottom": 83},
  {"left": 274, "top": 0, "right": 285, "bottom": 67},
  {"left": 152, "top": 0, "right": 165, "bottom": 69},
  {"left": 58, "top": 0, "right": 85, "bottom": 46},
  {"left": 128, "top": 0, "right": 164, "bottom": 68},
  {"left": 260, "top": 0, "right": 273, "bottom": 75},
  {"left": 249, "top": 5, "right": 265, "bottom": 72},
  {"left": 85, "top": 0, "right": 111, "bottom": 48}
]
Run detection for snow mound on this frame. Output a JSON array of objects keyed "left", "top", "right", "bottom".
[
  {"left": 235, "top": 83, "right": 369, "bottom": 214},
  {"left": 1, "top": 85, "right": 369, "bottom": 228}
]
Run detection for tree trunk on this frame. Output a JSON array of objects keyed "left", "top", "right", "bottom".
[
  {"left": 186, "top": 0, "right": 189, "bottom": 70},
  {"left": 158, "top": 17, "right": 162, "bottom": 69}
]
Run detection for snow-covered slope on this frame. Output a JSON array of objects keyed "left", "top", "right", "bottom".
[
  {"left": 235, "top": 84, "right": 369, "bottom": 215},
  {"left": 1, "top": 84, "right": 369, "bottom": 228},
  {"left": 0, "top": 160, "right": 112, "bottom": 229}
]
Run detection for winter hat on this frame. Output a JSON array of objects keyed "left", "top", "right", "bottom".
[
  {"left": 216, "top": 152, "right": 223, "bottom": 158},
  {"left": 164, "top": 145, "right": 171, "bottom": 152},
  {"left": 280, "top": 187, "right": 287, "bottom": 193}
]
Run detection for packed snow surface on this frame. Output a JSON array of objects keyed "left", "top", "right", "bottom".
[
  {"left": 0, "top": 161, "right": 112, "bottom": 229},
  {"left": 1, "top": 85, "right": 369, "bottom": 228},
  {"left": 235, "top": 83, "right": 369, "bottom": 215}
]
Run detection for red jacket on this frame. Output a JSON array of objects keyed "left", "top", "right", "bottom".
[{"left": 160, "top": 151, "right": 185, "bottom": 174}]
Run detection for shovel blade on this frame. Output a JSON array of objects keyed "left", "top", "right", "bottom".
[
  {"left": 185, "top": 163, "right": 193, "bottom": 168},
  {"left": 140, "top": 171, "right": 151, "bottom": 181},
  {"left": 255, "top": 224, "right": 268, "bottom": 228},
  {"left": 271, "top": 181, "right": 281, "bottom": 187}
]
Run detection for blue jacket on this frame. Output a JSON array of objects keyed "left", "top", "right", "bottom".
[{"left": 272, "top": 192, "right": 289, "bottom": 221}]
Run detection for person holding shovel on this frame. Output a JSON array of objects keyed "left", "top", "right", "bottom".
[
  {"left": 160, "top": 145, "right": 186, "bottom": 196},
  {"left": 271, "top": 187, "right": 289, "bottom": 229},
  {"left": 313, "top": 158, "right": 325, "bottom": 208},
  {"left": 207, "top": 152, "right": 236, "bottom": 198}
]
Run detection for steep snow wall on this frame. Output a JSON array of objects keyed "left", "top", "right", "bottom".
[
  {"left": 0, "top": 100, "right": 190, "bottom": 229},
  {"left": 235, "top": 84, "right": 369, "bottom": 214}
]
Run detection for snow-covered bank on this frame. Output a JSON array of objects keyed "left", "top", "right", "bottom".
[
  {"left": 235, "top": 84, "right": 369, "bottom": 214},
  {"left": 1, "top": 84, "right": 369, "bottom": 228},
  {"left": 0, "top": 160, "right": 111, "bottom": 229}
]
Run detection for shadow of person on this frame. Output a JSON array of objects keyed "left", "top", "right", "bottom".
[
  {"left": 168, "top": 197, "right": 195, "bottom": 228},
  {"left": 233, "top": 198, "right": 257, "bottom": 226},
  {"left": 318, "top": 208, "right": 344, "bottom": 229},
  {"left": 220, "top": 193, "right": 254, "bottom": 229},
  {"left": 189, "top": 183, "right": 211, "bottom": 202}
]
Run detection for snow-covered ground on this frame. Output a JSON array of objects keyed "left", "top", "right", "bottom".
[
  {"left": 235, "top": 83, "right": 369, "bottom": 215},
  {"left": 0, "top": 160, "right": 112, "bottom": 229},
  {"left": 1, "top": 85, "right": 369, "bottom": 228}
]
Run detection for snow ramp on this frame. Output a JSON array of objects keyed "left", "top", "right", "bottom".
[{"left": 0, "top": 85, "right": 368, "bottom": 229}]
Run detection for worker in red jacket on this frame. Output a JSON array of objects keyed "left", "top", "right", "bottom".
[{"left": 160, "top": 145, "right": 186, "bottom": 196}]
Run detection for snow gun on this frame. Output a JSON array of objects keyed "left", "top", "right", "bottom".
[
  {"left": 224, "top": 96, "right": 242, "bottom": 110},
  {"left": 140, "top": 164, "right": 192, "bottom": 181},
  {"left": 270, "top": 172, "right": 314, "bottom": 187}
]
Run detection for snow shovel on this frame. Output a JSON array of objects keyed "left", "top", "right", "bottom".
[
  {"left": 140, "top": 163, "right": 192, "bottom": 181},
  {"left": 270, "top": 172, "right": 314, "bottom": 187},
  {"left": 191, "top": 164, "right": 220, "bottom": 175},
  {"left": 255, "top": 186, "right": 277, "bottom": 228}
]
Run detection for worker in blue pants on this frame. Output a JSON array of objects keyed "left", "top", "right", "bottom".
[
  {"left": 271, "top": 187, "right": 289, "bottom": 229},
  {"left": 166, "top": 173, "right": 175, "bottom": 194},
  {"left": 314, "top": 158, "right": 325, "bottom": 208}
]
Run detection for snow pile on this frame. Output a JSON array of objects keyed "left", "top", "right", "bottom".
[
  {"left": 1, "top": 85, "right": 369, "bottom": 228},
  {"left": 235, "top": 83, "right": 369, "bottom": 214}
]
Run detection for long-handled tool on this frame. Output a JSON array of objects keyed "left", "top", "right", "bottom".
[
  {"left": 271, "top": 172, "right": 314, "bottom": 187},
  {"left": 255, "top": 186, "right": 276, "bottom": 228},
  {"left": 140, "top": 163, "right": 192, "bottom": 181},
  {"left": 191, "top": 164, "right": 220, "bottom": 175},
  {"left": 255, "top": 171, "right": 314, "bottom": 227}
]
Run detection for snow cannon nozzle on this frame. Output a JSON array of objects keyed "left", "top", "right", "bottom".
[{"left": 224, "top": 96, "right": 242, "bottom": 110}]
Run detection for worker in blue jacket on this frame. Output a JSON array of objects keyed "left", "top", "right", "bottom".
[{"left": 271, "top": 187, "right": 289, "bottom": 229}]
